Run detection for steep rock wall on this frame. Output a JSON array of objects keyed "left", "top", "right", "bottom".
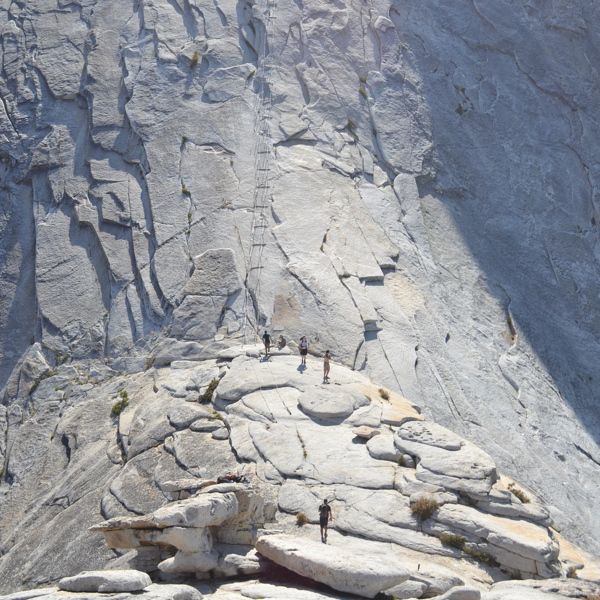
[{"left": 0, "top": 0, "right": 599, "bottom": 556}]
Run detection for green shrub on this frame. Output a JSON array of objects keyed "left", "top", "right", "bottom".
[
  {"left": 397, "top": 455, "right": 405, "bottom": 466},
  {"left": 111, "top": 390, "right": 129, "bottom": 417},
  {"left": 208, "top": 411, "right": 223, "bottom": 421},
  {"left": 379, "top": 388, "right": 390, "bottom": 400},
  {"left": 463, "top": 546, "right": 499, "bottom": 567},
  {"left": 182, "top": 183, "right": 191, "bottom": 196},
  {"left": 296, "top": 512, "right": 308, "bottom": 526},
  {"left": 359, "top": 87, "right": 368, "bottom": 99},
  {"left": 439, "top": 533, "right": 466, "bottom": 549},
  {"left": 189, "top": 51, "right": 199, "bottom": 68},
  {"left": 508, "top": 482, "right": 530, "bottom": 504},
  {"left": 200, "top": 378, "right": 219, "bottom": 404},
  {"left": 410, "top": 497, "right": 439, "bottom": 521},
  {"left": 567, "top": 566, "right": 578, "bottom": 579}
]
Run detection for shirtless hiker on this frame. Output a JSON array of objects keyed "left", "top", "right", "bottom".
[
  {"left": 323, "top": 350, "right": 331, "bottom": 383},
  {"left": 318, "top": 498, "right": 333, "bottom": 543}
]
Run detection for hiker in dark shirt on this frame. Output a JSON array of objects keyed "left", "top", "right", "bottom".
[
  {"left": 262, "top": 330, "right": 271, "bottom": 355},
  {"left": 318, "top": 498, "right": 333, "bottom": 543}
]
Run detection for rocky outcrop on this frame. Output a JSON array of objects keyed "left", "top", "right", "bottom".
[
  {"left": 255, "top": 534, "right": 410, "bottom": 598},
  {"left": 92, "top": 486, "right": 273, "bottom": 577},
  {"left": 0, "top": 347, "right": 599, "bottom": 597},
  {"left": 58, "top": 570, "right": 152, "bottom": 593}
]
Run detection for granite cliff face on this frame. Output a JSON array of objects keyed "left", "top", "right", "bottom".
[{"left": 0, "top": 0, "right": 600, "bottom": 584}]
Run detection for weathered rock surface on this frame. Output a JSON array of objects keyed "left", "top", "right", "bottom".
[
  {"left": 255, "top": 534, "right": 410, "bottom": 598},
  {"left": 3, "top": 583, "right": 203, "bottom": 600},
  {"left": 2, "top": 351, "right": 596, "bottom": 593},
  {"left": 58, "top": 570, "right": 151, "bottom": 593},
  {"left": 0, "top": 0, "right": 599, "bottom": 575}
]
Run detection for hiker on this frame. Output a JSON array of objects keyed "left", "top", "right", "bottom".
[
  {"left": 262, "top": 330, "right": 271, "bottom": 355},
  {"left": 319, "top": 498, "right": 333, "bottom": 543},
  {"left": 277, "top": 335, "right": 286, "bottom": 350},
  {"left": 299, "top": 336, "right": 308, "bottom": 365},
  {"left": 323, "top": 350, "right": 331, "bottom": 382}
]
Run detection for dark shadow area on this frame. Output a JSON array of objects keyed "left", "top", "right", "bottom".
[{"left": 386, "top": 0, "right": 600, "bottom": 441}]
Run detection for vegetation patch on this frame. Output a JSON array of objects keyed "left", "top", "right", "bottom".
[
  {"left": 208, "top": 411, "right": 223, "bottom": 422},
  {"left": 410, "top": 497, "right": 439, "bottom": 521},
  {"left": 508, "top": 482, "right": 530, "bottom": 504},
  {"left": 397, "top": 455, "right": 405, "bottom": 467},
  {"left": 296, "top": 511, "right": 308, "bottom": 526},
  {"left": 30, "top": 370, "right": 58, "bottom": 396},
  {"left": 463, "top": 546, "right": 499, "bottom": 567},
  {"left": 439, "top": 533, "right": 466, "bottom": 549},
  {"left": 378, "top": 388, "right": 390, "bottom": 400},
  {"left": 189, "top": 51, "right": 199, "bottom": 68},
  {"left": 567, "top": 566, "right": 579, "bottom": 579},
  {"left": 111, "top": 390, "right": 129, "bottom": 417},
  {"left": 200, "top": 378, "right": 219, "bottom": 404},
  {"left": 296, "top": 431, "right": 308, "bottom": 458}
]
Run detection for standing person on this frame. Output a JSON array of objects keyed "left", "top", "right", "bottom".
[
  {"left": 299, "top": 336, "right": 308, "bottom": 366},
  {"left": 262, "top": 330, "right": 271, "bottom": 356},
  {"left": 318, "top": 498, "right": 333, "bottom": 543},
  {"left": 323, "top": 350, "right": 331, "bottom": 383}
]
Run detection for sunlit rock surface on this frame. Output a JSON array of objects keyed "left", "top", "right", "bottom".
[{"left": 0, "top": 0, "right": 600, "bottom": 589}]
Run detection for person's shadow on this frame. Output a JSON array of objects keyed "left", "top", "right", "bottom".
[{"left": 297, "top": 364, "right": 306, "bottom": 373}]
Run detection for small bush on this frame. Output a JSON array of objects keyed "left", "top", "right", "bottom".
[
  {"left": 189, "top": 51, "right": 199, "bottom": 68},
  {"left": 508, "top": 482, "right": 530, "bottom": 504},
  {"left": 200, "top": 378, "right": 219, "bottom": 404},
  {"left": 397, "top": 455, "right": 405, "bottom": 467},
  {"left": 379, "top": 388, "right": 390, "bottom": 400},
  {"left": 208, "top": 411, "right": 223, "bottom": 421},
  {"left": 439, "top": 533, "right": 466, "bottom": 549},
  {"left": 296, "top": 511, "right": 308, "bottom": 526},
  {"left": 567, "top": 566, "right": 578, "bottom": 579},
  {"left": 410, "top": 497, "right": 439, "bottom": 521},
  {"left": 182, "top": 183, "right": 191, "bottom": 196},
  {"left": 359, "top": 87, "right": 368, "bottom": 99},
  {"left": 111, "top": 390, "right": 129, "bottom": 417},
  {"left": 463, "top": 546, "right": 499, "bottom": 567}
]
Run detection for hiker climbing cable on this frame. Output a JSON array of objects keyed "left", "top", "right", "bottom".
[
  {"left": 323, "top": 350, "right": 331, "bottom": 383},
  {"left": 299, "top": 336, "right": 309, "bottom": 366},
  {"left": 319, "top": 498, "right": 333, "bottom": 543},
  {"left": 262, "top": 330, "right": 271, "bottom": 356}
]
